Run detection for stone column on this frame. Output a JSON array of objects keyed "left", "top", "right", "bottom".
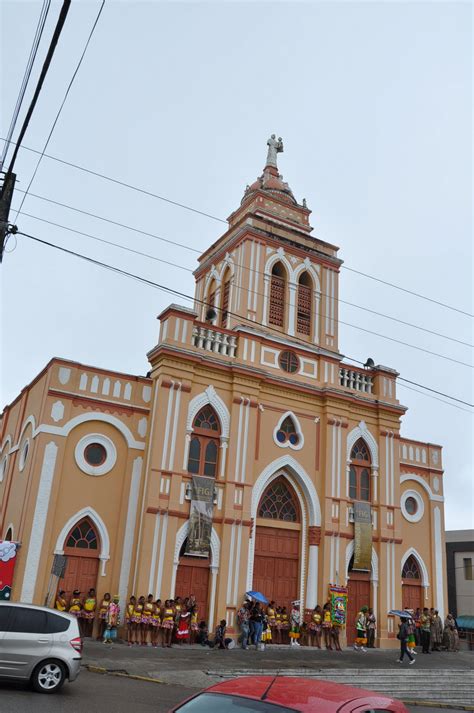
[
  {"left": 306, "top": 526, "right": 321, "bottom": 608},
  {"left": 288, "top": 282, "right": 297, "bottom": 336}
]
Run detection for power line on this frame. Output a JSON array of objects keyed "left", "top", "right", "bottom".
[
  {"left": 6, "top": 138, "right": 473, "bottom": 319},
  {"left": 397, "top": 382, "right": 473, "bottom": 415},
  {"left": 15, "top": 229, "right": 474, "bottom": 409},
  {"left": 0, "top": 0, "right": 51, "bottom": 172},
  {"left": 13, "top": 0, "right": 105, "bottom": 222},
  {"left": 14, "top": 206, "right": 474, "bottom": 367},
  {"left": 7, "top": 0, "right": 71, "bottom": 174}
]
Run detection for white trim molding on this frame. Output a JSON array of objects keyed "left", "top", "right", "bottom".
[
  {"left": 400, "top": 474, "right": 444, "bottom": 502},
  {"left": 18, "top": 438, "right": 30, "bottom": 472},
  {"left": 185, "top": 385, "right": 231, "bottom": 439},
  {"left": 273, "top": 411, "right": 304, "bottom": 451},
  {"left": 54, "top": 505, "right": 111, "bottom": 575},
  {"left": 118, "top": 457, "right": 143, "bottom": 610},
  {"left": 74, "top": 433, "right": 117, "bottom": 476},
  {"left": 400, "top": 547, "right": 430, "bottom": 587},
  {"left": 401, "top": 489, "right": 425, "bottom": 523},
  {"left": 346, "top": 421, "right": 379, "bottom": 468}
]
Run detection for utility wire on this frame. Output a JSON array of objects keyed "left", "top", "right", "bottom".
[
  {"left": 6, "top": 139, "right": 473, "bottom": 319},
  {"left": 7, "top": 0, "right": 71, "bottom": 174},
  {"left": 15, "top": 204, "right": 474, "bottom": 363},
  {"left": 15, "top": 229, "right": 474, "bottom": 408},
  {"left": 397, "top": 382, "right": 473, "bottom": 415},
  {"left": 0, "top": 0, "right": 51, "bottom": 172},
  {"left": 13, "top": 0, "right": 105, "bottom": 222}
]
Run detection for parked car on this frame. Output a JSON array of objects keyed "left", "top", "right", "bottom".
[
  {"left": 0, "top": 601, "right": 82, "bottom": 693},
  {"left": 170, "top": 676, "right": 408, "bottom": 712}
]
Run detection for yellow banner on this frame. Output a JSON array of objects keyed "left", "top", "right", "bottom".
[{"left": 353, "top": 501, "right": 372, "bottom": 571}]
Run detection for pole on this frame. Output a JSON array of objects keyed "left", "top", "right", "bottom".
[{"left": 0, "top": 172, "right": 17, "bottom": 262}]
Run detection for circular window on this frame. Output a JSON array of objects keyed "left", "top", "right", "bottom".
[
  {"left": 276, "top": 430, "right": 286, "bottom": 443},
  {"left": 279, "top": 351, "right": 299, "bottom": 374},
  {"left": 19, "top": 439, "right": 30, "bottom": 472},
  {"left": 84, "top": 443, "right": 107, "bottom": 466},
  {"left": 75, "top": 434, "right": 117, "bottom": 476},
  {"left": 401, "top": 490, "right": 424, "bottom": 523}
]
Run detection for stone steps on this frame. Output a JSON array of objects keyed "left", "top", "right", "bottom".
[{"left": 206, "top": 668, "right": 474, "bottom": 706}]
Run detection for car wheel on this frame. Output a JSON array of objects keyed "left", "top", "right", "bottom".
[{"left": 31, "top": 660, "right": 66, "bottom": 693}]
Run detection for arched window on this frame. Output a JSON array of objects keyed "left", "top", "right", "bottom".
[
  {"left": 276, "top": 416, "right": 299, "bottom": 446},
  {"left": 297, "top": 271, "right": 312, "bottom": 336},
  {"left": 258, "top": 478, "right": 300, "bottom": 522},
  {"left": 402, "top": 555, "right": 421, "bottom": 580},
  {"left": 5, "top": 527, "right": 13, "bottom": 541},
  {"left": 349, "top": 438, "right": 371, "bottom": 502},
  {"left": 269, "top": 262, "right": 286, "bottom": 328},
  {"left": 220, "top": 269, "right": 231, "bottom": 327},
  {"left": 187, "top": 405, "right": 221, "bottom": 478},
  {"left": 206, "top": 279, "right": 217, "bottom": 320},
  {"left": 65, "top": 518, "right": 98, "bottom": 550}
]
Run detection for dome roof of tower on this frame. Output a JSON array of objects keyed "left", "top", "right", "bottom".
[{"left": 242, "top": 166, "right": 298, "bottom": 206}]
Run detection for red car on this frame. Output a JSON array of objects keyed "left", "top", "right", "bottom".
[{"left": 170, "top": 676, "right": 408, "bottom": 713}]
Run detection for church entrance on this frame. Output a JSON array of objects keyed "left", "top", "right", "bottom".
[
  {"left": 347, "top": 559, "right": 371, "bottom": 646},
  {"left": 402, "top": 555, "right": 423, "bottom": 611},
  {"left": 59, "top": 518, "right": 100, "bottom": 600},
  {"left": 175, "top": 539, "right": 210, "bottom": 621},
  {"left": 253, "top": 477, "right": 301, "bottom": 612}
]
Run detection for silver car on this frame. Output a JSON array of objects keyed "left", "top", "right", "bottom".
[{"left": 0, "top": 601, "right": 82, "bottom": 693}]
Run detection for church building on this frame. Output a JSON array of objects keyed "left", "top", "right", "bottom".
[{"left": 0, "top": 138, "right": 447, "bottom": 646}]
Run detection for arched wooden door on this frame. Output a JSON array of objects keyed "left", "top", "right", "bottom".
[
  {"left": 175, "top": 539, "right": 210, "bottom": 621},
  {"left": 402, "top": 555, "right": 423, "bottom": 610},
  {"left": 347, "top": 556, "right": 371, "bottom": 645},
  {"left": 253, "top": 477, "right": 301, "bottom": 613},
  {"left": 58, "top": 518, "right": 100, "bottom": 601}
]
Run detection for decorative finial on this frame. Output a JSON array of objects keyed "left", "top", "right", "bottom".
[
  {"left": 266, "top": 134, "right": 284, "bottom": 168},
  {"left": 302, "top": 198, "right": 307, "bottom": 208}
]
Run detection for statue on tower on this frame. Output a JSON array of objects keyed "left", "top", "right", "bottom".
[{"left": 266, "top": 134, "right": 283, "bottom": 168}]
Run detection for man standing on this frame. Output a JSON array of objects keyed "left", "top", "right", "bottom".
[
  {"left": 250, "top": 602, "right": 264, "bottom": 650},
  {"left": 420, "top": 607, "right": 432, "bottom": 654},
  {"left": 237, "top": 600, "right": 251, "bottom": 649}
]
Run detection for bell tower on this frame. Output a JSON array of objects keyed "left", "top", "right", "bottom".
[{"left": 193, "top": 137, "right": 342, "bottom": 356}]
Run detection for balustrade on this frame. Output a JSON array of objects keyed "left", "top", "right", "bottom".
[
  {"left": 339, "top": 367, "right": 373, "bottom": 394},
  {"left": 192, "top": 325, "right": 237, "bottom": 357}
]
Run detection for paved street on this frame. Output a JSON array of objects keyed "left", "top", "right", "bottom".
[{"left": 0, "top": 669, "right": 470, "bottom": 713}]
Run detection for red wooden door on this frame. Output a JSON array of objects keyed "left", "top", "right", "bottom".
[
  {"left": 59, "top": 556, "right": 99, "bottom": 601},
  {"left": 347, "top": 575, "right": 371, "bottom": 645},
  {"left": 175, "top": 556, "right": 210, "bottom": 621},
  {"left": 253, "top": 526, "right": 300, "bottom": 613},
  {"left": 402, "top": 581, "right": 422, "bottom": 611}
]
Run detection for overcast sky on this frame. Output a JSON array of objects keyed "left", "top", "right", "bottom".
[{"left": 1, "top": 1, "right": 472, "bottom": 529}]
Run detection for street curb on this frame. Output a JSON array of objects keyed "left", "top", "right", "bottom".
[
  {"left": 85, "top": 664, "right": 165, "bottom": 685},
  {"left": 403, "top": 703, "right": 474, "bottom": 711}
]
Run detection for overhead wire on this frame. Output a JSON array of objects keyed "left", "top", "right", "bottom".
[
  {"left": 15, "top": 229, "right": 474, "bottom": 409},
  {"left": 0, "top": 0, "right": 51, "bottom": 172},
  {"left": 5, "top": 139, "right": 473, "bottom": 320},
  {"left": 13, "top": 0, "right": 106, "bottom": 222}
]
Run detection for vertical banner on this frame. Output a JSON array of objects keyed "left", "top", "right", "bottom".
[
  {"left": 353, "top": 501, "right": 372, "bottom": 571},
  {"left": 0, "top": 541, "right": 18, "bottom": 600},
  {"left": 185, "top": 475, "right": 214, "bottom": 557},
  {"left": 329, "top": 584, "right": 348, "bottom": 627}
]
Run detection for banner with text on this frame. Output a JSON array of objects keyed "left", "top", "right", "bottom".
[
  {"left": 0, "top": 541, "right": 18, "bottom": 600},
  {"left": 185, "top": 475, "right": 214, "bottom": 557},
  {"left": 353, "top": 501, "right": 372, "bottom": 571}
]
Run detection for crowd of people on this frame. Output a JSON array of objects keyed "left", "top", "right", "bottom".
[{"left": 395, "top": 607, "right": 460, "bottom": 663}]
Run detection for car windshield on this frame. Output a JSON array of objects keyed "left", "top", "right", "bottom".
[{"left": 176, "top": 693, "right": 295, "bottom": 713}]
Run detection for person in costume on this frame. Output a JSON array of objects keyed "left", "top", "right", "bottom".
[
  {"left": 266, "top": 601, "right": 276, "bottom": 643},
  {"left": 134, "top": 595, "right": 146, "bottom": 646},
  {"left": 442, "top": 613, "right": 459, "bottom": 652},
  {"left": 161, "top": 599, "right": 175, "bottom": 648},
  {"left": 431, "top": 609, "right": 443, "bottom": 651},
  {"left": 125, "top": 595, "right": 136, "bottom": 646},
  {"left": 104, "top": 594, "right": 120, "bottom": 645},
  {"left": 354, "top": 605, "right": 368, "bottom": 652},
  {"left": 55, "top": 589, "right": 67, "bottom": 612},
  {"left": 262, "top": 611, "right": 272, "bottom": 646},
  {"left": 81, "top": 588, "right": 97, "bottom": 638},
  {"left": 189, "top": 604, "right": 199, "bottom": 644},
  {"left": 142, "top": 594, "right": 155, "bottom": 646},
  {"left": 308, "top": 605, "right": 322, "bottom": 648},
  {"left": 69, "top": 589, "right": 83, "bottom": 634},
  {"left": 406, "top": 611, "right": 417, "bottom": 655},
  {"left": 289, "top": 600, "right": 301, "bottom": 646},
  {"left": 151, "top": 599, "right": 162, "bottom": 648},
  {"left": 366, "top": 607, "right": 376, "bottom": 648},
  {"left": 98, "top": 592, "right": 111, "bottom": 640},
  {"left": 280, "top": 606, "right": 289, "bottom": 644},
  {"left": 176, "top": 607, "right": 191, "bottom": 644},
  {"left": 322, "top": 602, "right": 333, "bottom": 650},
  {"left": 274, "top": 606, "right": 282, "bottom": 645}
]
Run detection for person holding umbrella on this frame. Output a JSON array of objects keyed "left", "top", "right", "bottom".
[{"left": 396, "top": 616, "right": 416, "bottom": 665}]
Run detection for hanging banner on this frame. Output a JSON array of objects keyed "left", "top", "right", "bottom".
[
  {"left": 329, "top": 584, "right": 348, "bottom": 627},
  {"left": 185, "top": 475, "right": 214, "bottom": 557},
  {"left": 353, "top": 501, "right": 372, "bottom": 571},
  {"left": 0, "top": 541, "right": 18, "bottom": 600}
]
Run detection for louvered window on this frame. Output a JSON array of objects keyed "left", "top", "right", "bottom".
[
  {"left": 297, "top": 274, "right": 311, "bottom": 336},
  {"left": 269, "top": 263, "right": 286, "bottom": 328},
  {"left": 220, "top": 279, "right": 230, "bottom": 327}
]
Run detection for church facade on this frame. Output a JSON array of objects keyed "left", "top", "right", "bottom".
[{"left": 0, "top": 140, "right": 447, "bottom": 646}]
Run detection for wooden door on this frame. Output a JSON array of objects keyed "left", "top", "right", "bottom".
[
  {"left": 347, "top": 575, "right": 371, "bottom": 645},
  {"left": 59, "top": 556, "right": 99, "bottom": 601},
  {"left": 402, "top": 581, "right": 422, "bottom": 611},
  {"left": 175, "top": 556, "right": 210, "bottom": 621},
  {"left": 253, "top": 526, "right": 299, "bottom": 613}
]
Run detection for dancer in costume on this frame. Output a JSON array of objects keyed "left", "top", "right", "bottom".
[
  {"left": 98, "top": 592, "right": 111, "bottom": 640},
  {"left": 406, "top": 611, "right": 417, "bottom": 655},
  {"left": 322, "top": 602, "right": 333, "bottom": 650},
  {"left": 354, "top": 605, "right": 368, "bottom": 652},
  {"left": 289, "top": 600, "right": 301, "bottom": 646},
  {"left": 308, "top": 605, "right": 322, "bottom": 648},
  {"left": 189, "top": 605, "right": 199, "bottom": 644},
  {"left": 280, "top": 607, "right": 289, "bottom": 644},
  {"left": 104, "top": 594, "right": 120, "bottom": 645},
  {"left": 69, "top": 589, "right": 83, "bottom": 634},
  {"left": 134, "top": 595, "right": 145, "bottom": 646},
  {"left": 125, "top": 595, "right": 136, "bottom": 646},
  {"left": 266, "top": 601, "right": 276, "bottom": 644},
  {"left": 142, "top": 594, "right": 155, "bottom": 646},
  {"left": 151, "top": 599, "right": 162, "bottom": 648},
  {"left": 55, "top": 589, "right": 67, "bottom": 612},
  {"left": 274, "top": 606, "right": 282, "bottom": 645},
  {"left": 176, "top": 608, "right": 191, "bottom": 643},
  {"left": 81, "top": 588, "right": 97, "bottom": 638},
  {"left": 161, "top": 600, "right": 175, "bottom": 648}
]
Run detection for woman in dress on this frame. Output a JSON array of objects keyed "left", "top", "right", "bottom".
[
  {"left": 131, "top": 595, "right": 145, "bottom": 645},
  {"left": 189, "top": 604, "right": 199, "bottom": 644},
  {"left": 176, "top": 606, "right": 191, "bottom": 644},
  {"left": 81, "top": 588, "right": 97, "bottom": 638},
  {"left": 161, "top": 600, "right": 175, "bottom": 648},
  {"left": 322, "top": 602, "right": 333, "bottom": 650},
  {"left": 151, "top": 599, "right": 162, "bottom": 648},
  {"left": 142, "top": 594, "right": 155, "bottom": 646},
  {"left": 266, "top": 601, "right": 276, "bottom": 644},
  {"left": 308, "top": 605, "right": 322, "bottom": 648},
  {"left": 55, "top": 589, "right": 67, "bottom": 612},
  {"left": 289, "top": 601, "right": 301, "bottom": 647},
  {"left": 442, "top": 613, "right": 459, "bottom": 651},
  {"left": 125, "top": 595, "right": 136, "bottom": 646},
  {"left": 98, "top": 592, "right": 111, "bottom": 641}
]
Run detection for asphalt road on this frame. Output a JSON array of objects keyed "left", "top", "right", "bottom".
[{"left": 0, "top": 670, "right": 469, "bottom": 713}]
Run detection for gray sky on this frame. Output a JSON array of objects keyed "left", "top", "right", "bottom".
[{"left": 1, "top": 1, "right": 472, "bottom": 529}]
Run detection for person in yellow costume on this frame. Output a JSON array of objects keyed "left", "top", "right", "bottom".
[
  {"left": 289, "top": 600, "right": 301, "bottom": 647},
  {"left": 308, "top": 605, "right": 322, "bottom": 648},
  {"left": 98, "top": 592, "right": 111, "bottom": 641},
  {"left": 81, "top": 587, "right": 97, "bottom": 637},
  {"left": 55, "top": 589, "right": 67, "bottom": 612},
  {"left": 354, "top": 605, "right": 368, "bottom": 652}
]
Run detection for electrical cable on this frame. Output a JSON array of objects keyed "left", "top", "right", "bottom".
[
  {"left": 15, "top": 229, "right": 474, "bottom": 409},
  {"left": 396, "top": 382, "right": 473, "bottom": 415},
  {"left": 7, "top": 0, "right": 71, "bottom": 175},
  {"left": 13, "top": 0, "right": 105, "bottom": 222},
  {"left": 0, "top": 0, "right": 51, "bottom": 172},
  {"left": 6, "top": 139, "right": 473, "bottom": 319}
]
